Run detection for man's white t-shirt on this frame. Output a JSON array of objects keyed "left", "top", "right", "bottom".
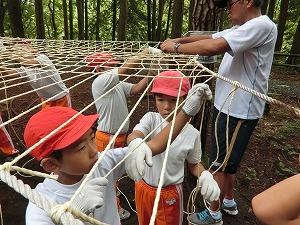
[
  {"left": 17, "top": 54, "right": 69, "bottom": 100},
  {"left": 26, "top": 148, "right": 127, "bottom": 225},
  {"left": 92, "top": 69, "right": 134, "bottom": 134},
  {"left": 212, "top": 15, "right": 277, "bottom": 119},
  {"left": 134, "top": 112, "right": 201, "bottom": 187}
]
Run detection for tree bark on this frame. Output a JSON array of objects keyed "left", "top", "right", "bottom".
[
  {"left": 0, "top": 0, "right": 6, "bottom": 36},
  {"left": 76, "top": 0, "right": 84, "bottom": 39},
  {"left": 152, "top": 0, "right": 157, "bottom": 40},
  {"left": 171, "top": 0, "right": 184, "bottom": 38},
  {"left": 7, "top": 0, "right": 25, "bottom": 38},
  {"left": 156, "top": 0, "right": 165, "bottom": 41},
  {"left": 62, "top": 0, "right": 69, "bottom": 39},
  {"left": 267, "top": 0, "right": 276, "bottom": 21},
  {"left": 112, "top": 0, "right": 117, "bottom": 40},
  {"left": 48, "top": 0, "right": 57, "bottom": 38},
  {"left": 69, "top": 0, "right": 74, "bottom": 39},
  {"left": 117, "top": 0, "right": 128, "bottom": 41},
  {"left": 275, "top": 0, "right": 289, "bottom": 51},
  {"left": 35, "top": 0, "right": 45, "bottom": 39},
  {"left": 164, "top": 0, "right": 173, "bottom": 39},
  {"left": 95, "top": 0, "right": 101, "bottom": 40},
  {"left": 286, "top": 19, "right": 300, "bottom": 64},
  {"left": 188, "top": 0, "right": 195, "bottom": 31},
  {"left": 261, "top": 0, "right": 269, "bottom": 15},
  {"left": 147, "top": 0, "right": 152, "bottom": 40},
  {"left": 84, "top": 0, "right": 88, "bottom": 40}
]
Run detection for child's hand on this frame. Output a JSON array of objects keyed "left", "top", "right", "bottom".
[
  {"left": 198, "top": 171, "right": 220, "bottom": 202},
  {"left": 182, "top": 83, "right": 212, "bottom": 116},
  {"left": 125, "top": 138, "right": 153, "bottom": 181},
  {"left": 72, "top": 177, "right": 108, "bottom": 214}
]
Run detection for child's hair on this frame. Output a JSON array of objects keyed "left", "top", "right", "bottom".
[
  {"left": 151, "top": 70, "right": 191, "bottom": 97},
  {"left": 23, "top": 107, "right": 98, "bottom": 160}
]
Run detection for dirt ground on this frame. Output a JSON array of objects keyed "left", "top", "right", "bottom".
[{"left": 0, "top": 66, "right": 299, "bottom": 225}]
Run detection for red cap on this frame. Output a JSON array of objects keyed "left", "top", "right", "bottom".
[
  {"left": 84, "top": 53, "right": 120, "bottom": 68},
  {"left": 24, "top": 107, "right": 98, "bottom": 160},
  {"left": 151, "top": 71, "right": 191, "bottom": 97}
]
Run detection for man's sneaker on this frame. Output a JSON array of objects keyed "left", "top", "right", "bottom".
[
  {"left": 118, "top": 207, "right": 130, "bottom": 220},
  {"left": 221, "top": 202, "right": 238, "bottom": 216},
  {"left": 188, "top": 209, "right": 223, "bottom": 225}
]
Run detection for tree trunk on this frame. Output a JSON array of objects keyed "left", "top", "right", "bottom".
[
  {"left": 0, "top": 0, "right": 6, "bottom": 36},
  {"left": 48, "top": 0, "right": 57, "bottom": 38},
  {"left": 69, "top": 0, "right": 74, "bottom": 39},
  {"left": 147, "top": 0, "right": 152, "bottom": 40},
  {"left": 171, "top": 0, "right": 184, "bottom": 38},
  {"left": 117, "top": 0, "right": 128, "bottom": 41},
  {"left": 192, "top": 0, "right": 219, "bottom": 31},
  {"left": 261, "top": 0, "right": 269, "bottom": 15},
  {"left": 62, "top": 0, "right": 69, "bottom": 39},
  {"left": 164, "top": 0, "right": 173, "bottom": 39},
  {"left": 267, "top": 0, "right": 276, "bottom": 21},
  {"left": 95, "top": 0, "right": 101, "bottom": 40},
  {"left": 112, "top": 0, "right": 117, "bottom": 40},
  {"left": 188, "top": 0, "right": 195, "bottom": 31},
  {"left": 7, "top": 0, "right": 25, "bottom": 38},
  {"left": 275, "top": 0, "right": 289, "bottom": 51},
  {"left": 76, "top": 0, "right": 84, "bottom": 39},
  {"left": 286, "top": 19, "right": 300, "bottom": 64},
  {"left": 84, "top": 0, "right": 88, "bottom": 40},
  {"left": 35, "top": 0, "right": 45, "bottom": 39},
  {"left": 156, "top": 0, "right": 165, "bottom": 41},
  {"left": 152, "top": 0, "right": 157, "bottom": 40}
]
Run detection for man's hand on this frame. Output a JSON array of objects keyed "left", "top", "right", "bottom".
[
  {"left": 72, "top": 177, "right": 108, "bottom": 214},
  {"left": 125, "top": 138, "right": 153, "bottom": 181},
  {"left": 182, "top": 83, "right": 212, "bottom": 116},
  {"left": 199, "top": 171, "right": 220, "bottom": 202},
  {"left": 160, "top": 40, "right": 177, "bottom": 53}
]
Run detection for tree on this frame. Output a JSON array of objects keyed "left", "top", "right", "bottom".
[
  {"left": 48, "top": 0, "right": 58, "bottom": 38},
  {"left": 267, "top": 0, "right": 276, "bottom": 21},
  {"left": 95, "top": 0, "right": 101, "bottom": 40},
  {"left": 147, "top": 0, "right": 152, "bottom": 40},
  {"left": 156, "top": 0, "right": 165, "bottom": 41},
  {"left": 0, "top": 0, "right": 6, "bottom": 36},
  {"left": 188, "top": 0, "right": 195, "bottom": 31},
  {"left": 69, "top": 0, "right": 74, "bottom": 39},
  {"left": 112, "top": 0, "right": 117, "bottom": 40},
  {"left": 287, "top": 19, "right": 300, "bottom": 64},
  {"left": 171, "top": 0, "right": 184, "bottom": 38},
  {"left": 35, "top": 0, "right": 45, "bottom": 39},
  {"left": 261, "top": 0, "right": 269, "bottom": 15},
  {"left": 275, "top": 0, "right": 289, "bottom": 51},
  {"left": 62, "top": 0, "right": 69, "bottom": 39},
  {"left": 7, "top": 0, "right": 25, "bottom": 38},
  {"left": 76, "top": 0, "right": 84, "bottom": 39},
  {"left": 118, "top": 0, "right": 128, "bottom": 40},
  {"left": 152, "top": 0, "right": 157, "bottom": 40},
  {"left": 84, "top": 0, "right": 88, "bottom": 40},
  {"left": 164, "top": 0, "right": 173, "bottom": 39}
]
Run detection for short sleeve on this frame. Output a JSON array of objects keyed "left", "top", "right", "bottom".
[
  {"left": 186, "top": 132, "right": 202, "bottom": 164},
  {"left": 133, "top": 112, "right": 155, "bottom": 137},
  {"left": 121, "top": 82, "right": 134, "bottom": 97}
]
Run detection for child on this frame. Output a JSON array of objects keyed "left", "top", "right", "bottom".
[
  {"left": 126, "top": 71, "right": 220, "bottom": 225},
  {"left": 1, "top": 43, "right": 71, "bottom": 108},
  {"left": 24, "top": 82, "right": 212, "bottom": 225}
]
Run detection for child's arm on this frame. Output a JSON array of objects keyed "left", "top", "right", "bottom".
[
  {"left": 129, "top": 77, "right": 148, "bottom": 96},
  {"left": 188, "top": 162, "right": 206, "bottom": 177}
]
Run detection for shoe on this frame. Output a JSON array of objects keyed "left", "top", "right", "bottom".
[
  {"left": 188, "top": 209, "right": 223, "bottom": 225},
  {"left": 221, "top": 202, "right": 238, "bottom": 216},
  {"left": 118, "top": 207, "right": 130, "bottom": 220}
]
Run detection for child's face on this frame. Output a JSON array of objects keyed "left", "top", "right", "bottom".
[
  {"left": 57, "top": 129, "right": 98, "bottom": 176},
  {"left": 155, "top": 94, "right": 184, "bottom": 121}
]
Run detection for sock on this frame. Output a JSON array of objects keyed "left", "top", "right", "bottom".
[
  {"left": 223, "top": 198, "right": 236, "bottom": 207},
  {"left": 208, "top": 209, "right": 222, "bottom": 220}
]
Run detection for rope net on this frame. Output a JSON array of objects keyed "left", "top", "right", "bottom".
[{"left": 0, "top": 37, "right": 299, "bottom": 225}]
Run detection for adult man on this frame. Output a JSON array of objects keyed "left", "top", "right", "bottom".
[{"left": 160, "top": 0, "right": 277, "bottom": 224}]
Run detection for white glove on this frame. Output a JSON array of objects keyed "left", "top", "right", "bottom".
[
  {"left": 72, "top": 177, "right": 108, "bottom": 214},
  {"left": 125, "top": 138, "right": 153, "bottom": 181},
  {"left": 182, "top": 83, "right": 212, "bottom": 116},
  {"left": 149, "top": 46, "right": 162, "bottom": 55},
  {"left": 199, "top": 170, "right": 220, "bottom": 202}
]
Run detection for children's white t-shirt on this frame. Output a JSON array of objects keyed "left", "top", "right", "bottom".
[
  {"left": 17, "top": 54, "right": 69, "bottom": 100},
  {"left": 25, "top": 148, "right": 127, "bottom": 225},
  {"left": 133, "top": 112, "right": 201, "bottom": 187},
  {"left": 92, "top": 69, "right": 134, "bottom": 134},
  {"left": 212, "top": 15, "right": 277, "bottom": 119}
]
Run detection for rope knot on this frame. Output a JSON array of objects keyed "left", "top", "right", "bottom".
[
  {"left": 0, "top": 162, "right": 13, "bottom": 172},
  {"left": 232, "top": 81, "right": 240, "bottom": 90},
  {"left": 50, "top": 203, "right": 69, "bottom": 224}
]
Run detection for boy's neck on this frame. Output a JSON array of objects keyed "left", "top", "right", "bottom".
[{"left": 56, "top": 172, "right": 84, "bottom": 185}]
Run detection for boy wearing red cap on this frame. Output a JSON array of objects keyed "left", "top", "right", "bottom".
[
  {"left": 23, "top": 81, "right": 212, "bottom": 225},
  {"left": 126, "top": 71, "right": 220, "bottom": 225},
  {"left": 1, "top": 44, "right": 71, "bottom": 108}
]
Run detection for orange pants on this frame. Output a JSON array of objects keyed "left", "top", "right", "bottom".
[
  {"left": 0, "top": 115, "right": 18, "bottom": 156},
  {"left": 95, "top": 130, "right": 127, "bottom": 152},
  {"left": 40, "top": 94, "right": 71, "bottom": 109},
  {"left": 135, "top": 180, "right": 183, "bottom": 225}
]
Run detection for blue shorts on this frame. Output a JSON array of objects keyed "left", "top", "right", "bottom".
[{"left": 209, "top": 107, "right": 259, "bottom": 174}]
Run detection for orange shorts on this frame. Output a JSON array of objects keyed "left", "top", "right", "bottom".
[
  {"left": 40, "top": 94, "right": 71, "bottom": 109},
  {"left": 135, "top": 180, "right": 183, "bottom": 225},
  {"left": 0, "top": 116, "right": 18, "bottom": 156},
  {"left": 95, "top": 130, "right": 127, "bottom": 152}
]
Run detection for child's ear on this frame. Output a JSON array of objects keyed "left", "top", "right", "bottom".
[{"left": 40, "top": 157, "right": 61, "bottom": 173}]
